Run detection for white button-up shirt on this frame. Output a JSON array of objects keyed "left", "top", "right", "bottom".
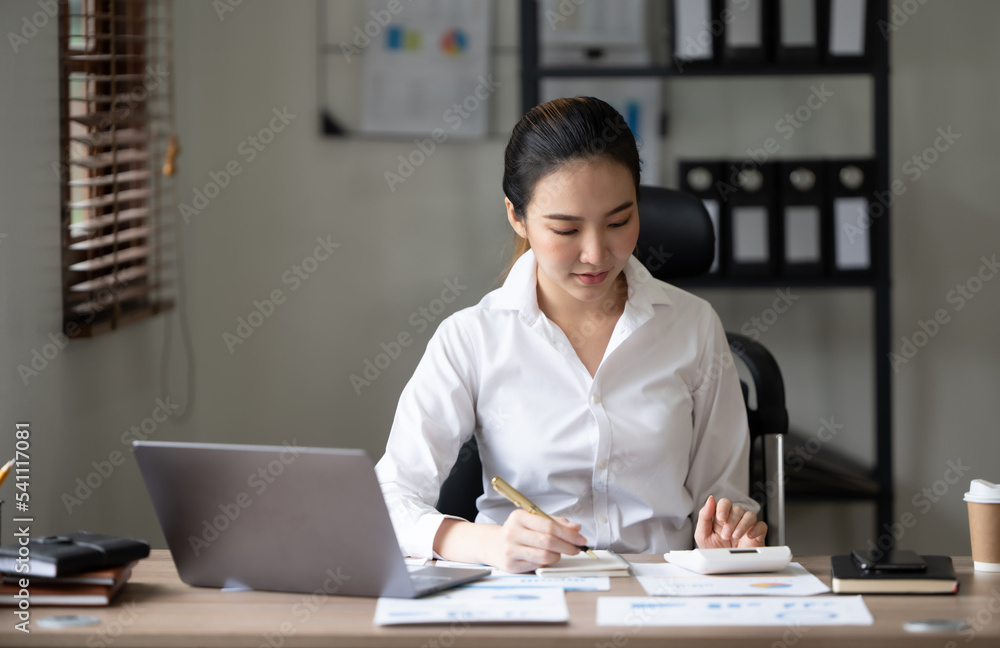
[{"left": 376, "top": 249, "right": 757, "bottom": 559}]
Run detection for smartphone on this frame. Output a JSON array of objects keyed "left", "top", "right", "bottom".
[{"left": 851, "top": 549, "right": 927, "bottom": 572}]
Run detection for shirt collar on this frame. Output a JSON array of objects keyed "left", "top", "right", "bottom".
[{"left": 491, "top": 249, "right": 673, "bottom": 326}]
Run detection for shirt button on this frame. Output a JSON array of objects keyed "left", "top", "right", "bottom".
[
  {"left": 597, "top": 460, "right": 608, "bottom": 470},
  {"left": 598, "top": 515, "right": 608, "bottom": 525},
  {"left": 592, "top": 393, "right": 601, "bottom": 405}
]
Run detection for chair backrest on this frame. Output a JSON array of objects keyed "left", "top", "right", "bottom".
[
  {"left": 437, "top": 186, "right": 788, "bottom": 545},
  {"left": 634, "top": 185, "right": 716, "bottom": 279}
]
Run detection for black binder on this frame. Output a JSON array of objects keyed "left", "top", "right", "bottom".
[
  {"left": 725, "top": 162, "right": 777, "bottom": 277},
  {"left": 828, "top": 158, "right": 876, "bottom": 277},
  {"left": 0, "top": 532, "right": 150, "bottom": 577},
  {"left": 671, "top": 0, "right": 722, "bottom": 72},
  {"left": 679, "top": 161, "right": 725, "bottom": 275},
  {"left": 778, "top": 160, "right": 827, "bottom": 276},
  {"left": 775, "top": 0, "right": 823, "bottom": 65},
  {"left": 721, "top": 0, "right": 772, "bottom": 66},
  {"left": 825, "top": 0, "right": 873, "bottom": 66}
]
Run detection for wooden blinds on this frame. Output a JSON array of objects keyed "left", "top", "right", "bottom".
[{"left": 59, "top": 0, "right": 176, "bottom": 336}]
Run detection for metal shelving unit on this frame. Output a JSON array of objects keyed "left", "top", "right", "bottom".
[{"left": 518, "top": 0, "right": 893, "bottom": 543}]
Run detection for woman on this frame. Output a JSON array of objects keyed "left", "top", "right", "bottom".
[{"left": 376, "top": 97, "right": 766, "bottom": 573}]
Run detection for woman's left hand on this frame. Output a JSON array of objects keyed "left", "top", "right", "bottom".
[{"left": 694, "top": 495, "right": 767, "bottom": 549}]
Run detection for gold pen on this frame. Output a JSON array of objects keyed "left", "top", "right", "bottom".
[
  {"left": 0, "top": 458, "right": 14, "bottom": 489},
  {"left": 491, "top": 476, "right": 597, "bottom": 558}
]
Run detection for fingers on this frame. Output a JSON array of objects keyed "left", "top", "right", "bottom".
[
  {"left": 714, "top": 498, "right": 758, "bottom": 541},
  {"left": 497, "top": 509, "right": 588, "bottom": 570},
  {"left": 695, "top": 497, "right": 767, "bottom": 549},
  {"left": 737, "top": 521, "right": 768, "bottom": 547},
  {"left": 694, "top": 495, "right": 717, "bottom": 546}
]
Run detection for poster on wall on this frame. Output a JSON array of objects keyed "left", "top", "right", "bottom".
[{"left": 359, "top": 0, "right": 492, "bottom": 139}]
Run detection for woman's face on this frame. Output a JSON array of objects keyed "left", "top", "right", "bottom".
[{"left": 506, "top": 158, "right": 640, "bottom": 313}]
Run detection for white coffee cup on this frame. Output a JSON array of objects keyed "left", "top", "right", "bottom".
[{"left": 965, "top": 479, "right": 1000, "bottom": 572}]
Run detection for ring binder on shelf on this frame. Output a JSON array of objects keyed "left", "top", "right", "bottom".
[
  {"left": 779, "top": 160, "right": 827, "bottom": 276},
  {"left": 726, "top": 162, "right": 777, "bottom": 277},
  {"left": 775, "top": 0, "right": 823, "bottom": 65},
  {"left": 671, "top": 0, "right": 721, "bottom": 71},
  {"left": 829, "top": 158, "right": 875, "bottom": 275},
  {"left": 826, "top": 0, "right": 871, "bottom": 65},
  {"left": 679, "top": 161, "right": 725, "bottom": 274},
  {"left": 722, "top": 0, "right": 771, "bottom": 66}
]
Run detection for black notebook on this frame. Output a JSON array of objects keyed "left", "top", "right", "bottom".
[
  {"left": 831, "top": 554, "right": 958, "bottom": 594},
  {"left": 0, "top": 532, "right": 150, "bottom": 578}
]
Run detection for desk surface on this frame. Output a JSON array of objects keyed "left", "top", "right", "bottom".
[{"left": 5, "top": 551, "right": 1000, "bottom": 648}]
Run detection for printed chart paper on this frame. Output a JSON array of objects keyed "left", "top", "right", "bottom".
[
  {"left": 596, "top": 595, "right": 874, "bottom": 626},
  {"left": 633, "top": 562, "right": 830, "bottom": 596}
]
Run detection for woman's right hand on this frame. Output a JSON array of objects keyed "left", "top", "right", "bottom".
[{"left": 485, "top": 509, "right": 590, "bottom": 573}]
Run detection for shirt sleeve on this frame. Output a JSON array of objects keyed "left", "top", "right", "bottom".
[
  {"left": 374, "top": 314, "right": 480, "bottom": 559},
  {"left": 685, "top": 307, "right": 760, "bottom": 525}
]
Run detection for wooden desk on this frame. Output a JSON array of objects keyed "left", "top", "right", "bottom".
[{"left": 5, "top": 551, "right": 1000, "bottom": 647}]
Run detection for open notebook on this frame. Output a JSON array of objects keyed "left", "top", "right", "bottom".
[{"left": 535, "top": 550, "right": 631, "bottom": 578}]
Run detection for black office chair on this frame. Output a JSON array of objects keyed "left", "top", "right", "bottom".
[{"left": 437, "top": 186, "right": 788, "bottom": 546}]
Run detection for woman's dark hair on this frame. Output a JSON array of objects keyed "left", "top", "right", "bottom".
[{"left": 503, "top": 96, "right": 641, "bottom": 221}]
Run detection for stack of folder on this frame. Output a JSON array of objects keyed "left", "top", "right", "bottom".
[
  {"left": 1, "top": 560, "right": 139, "bottom": 606},
  {"left": 679, "top": 158, "right": 877, "bottom": 278},
  {"left": 671, "top": 0, "right": 876, "bottom": 70},
  {"left": 0, "top": 531, "right": 149, "bottom": 606}
]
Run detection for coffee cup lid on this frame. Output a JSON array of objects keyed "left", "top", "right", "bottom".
[{"left": 965, "top": 479, "right": 1000, "bottom": 503}]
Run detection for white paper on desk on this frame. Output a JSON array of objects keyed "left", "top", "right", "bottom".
[
  {"left": 596, "top": 596, "right": 873, "bottom": 626},
  {"left": 633, "top": 562, "right": 830, "bottom": 596},
  {"left": 374, "top": 587, "right": 568, "bottom": 625},
  {"left": 433, "top": 560, "right": 610, "bottom": 590},
  {"left": 464, "top": 574, "right": 611, "bottom": 591}
]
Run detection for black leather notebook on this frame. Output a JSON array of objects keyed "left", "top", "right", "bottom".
[
  {"left": 0, "top": 532, "right": 150, "bottom": 577},
  {"left": 831, "top": 554, "right": 958, "bottom": 594}
]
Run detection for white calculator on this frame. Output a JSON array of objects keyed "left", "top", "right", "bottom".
[{"left": 664, "top": 546, "right": 792, "bottom": 574}]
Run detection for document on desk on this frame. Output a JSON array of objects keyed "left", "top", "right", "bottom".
[
  {"left": 632, "top": 562, "right": 830, "bottom": 596},
  {"left": 463, "top": 574, "right": 611, "bottom": 591},
  {"left": 374, "top": 587, "right": 569, "bottom": 625},
  {"left": 596, "top": 596, "right": 874, "bottom": 626},
  {"left": 433, "top": 561, "right": 611, "bottom": 591}
]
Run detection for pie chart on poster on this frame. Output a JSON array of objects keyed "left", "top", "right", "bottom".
[{"left": 440, "top": 28, "right": 467, "bottom": 55}]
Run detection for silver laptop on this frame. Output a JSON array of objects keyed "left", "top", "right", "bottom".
[{"left": 133, "top": 440, "right": 489, "bottom": 598}]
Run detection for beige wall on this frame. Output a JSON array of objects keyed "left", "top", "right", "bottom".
[{"left": 1, "top": 0, "right": 997, "bottom": 556}]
